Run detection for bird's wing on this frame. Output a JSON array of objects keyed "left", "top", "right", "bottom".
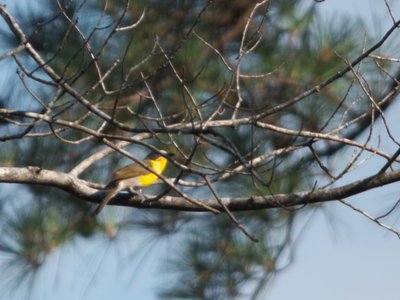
[{"left": 110, "top": 160, "right": 151, "bottom": 182}]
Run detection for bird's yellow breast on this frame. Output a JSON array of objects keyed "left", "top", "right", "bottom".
[{"left": 139, "top": 156, "right": 168, "bottom": 187}]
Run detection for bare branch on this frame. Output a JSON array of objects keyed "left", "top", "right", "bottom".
[{"left": 2, "top": 167, "right": 400, "bottom": 214}]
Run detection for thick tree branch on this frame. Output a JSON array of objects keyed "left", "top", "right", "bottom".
[{"left": 1, "top": 166, "right": 399, "bottom": 212}]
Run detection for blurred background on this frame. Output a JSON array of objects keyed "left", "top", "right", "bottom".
[{"left": 0, "top": 0, "right": 400, "bottom": 299}]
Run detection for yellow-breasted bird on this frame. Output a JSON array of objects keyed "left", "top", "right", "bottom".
[{"left": 92, "top": 150, "right": 173, "bottom": 216}]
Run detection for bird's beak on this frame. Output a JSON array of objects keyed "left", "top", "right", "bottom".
[{"left": 159, "top": 150, "right": 174, "bottom": 157}]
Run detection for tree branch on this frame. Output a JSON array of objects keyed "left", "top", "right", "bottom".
[{"left": 1, "top": 166, "right": 400, "bottom": 212}]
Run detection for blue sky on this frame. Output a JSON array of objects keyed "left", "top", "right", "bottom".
[{"left": 268, "top": 2, "right": 400, "bottom": 299}]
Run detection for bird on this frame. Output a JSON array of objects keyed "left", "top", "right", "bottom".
[{"left": 92, "top": 150, "right": 173, "bottom": 216}]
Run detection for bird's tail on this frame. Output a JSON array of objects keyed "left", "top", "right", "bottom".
[{"left": 91, "top": 187, "right": 119, "bottom": 216}]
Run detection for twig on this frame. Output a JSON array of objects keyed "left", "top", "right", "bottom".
[
  {"left": 340, "top": 199, "right": 400, "bottom": 238},
  {"left": 205, "top": 176, "right": 259, "bottom": 242}
]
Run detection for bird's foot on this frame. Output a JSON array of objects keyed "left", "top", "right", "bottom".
[{"left": 127, "top": 187, "right": 147, "bottom": 203}]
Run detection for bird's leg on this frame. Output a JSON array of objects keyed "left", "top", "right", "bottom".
[{"left": 128, "top": 186, "right": 146, "bottom": 202}]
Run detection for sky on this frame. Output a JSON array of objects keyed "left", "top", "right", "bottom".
[
  {"left": 267, "top": 1, "right": 400, "bottom": 299},
  {"left": 2, "top": 0, "right": 400, "bottom": 299}
]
